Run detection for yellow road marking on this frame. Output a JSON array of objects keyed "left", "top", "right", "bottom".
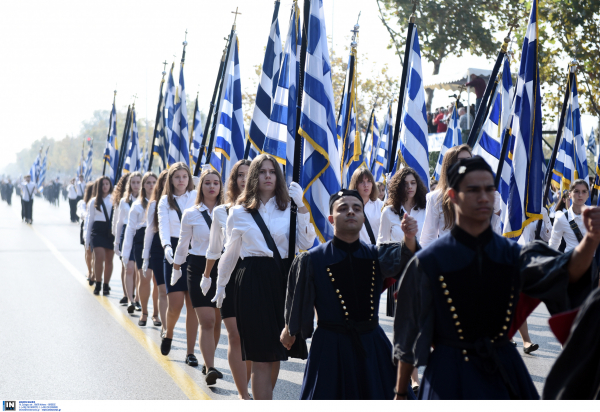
[{"left": 29, "top": 223, "right": 211, "bottom": 400}]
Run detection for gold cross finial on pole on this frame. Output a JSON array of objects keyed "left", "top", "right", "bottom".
[{"left": 232, "top": 7, "right": 242, "bottom": 29}]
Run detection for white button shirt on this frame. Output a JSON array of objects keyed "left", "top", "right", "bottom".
[
  {"left": 67, "top": 184, "right": 78, "bottom": 199},
  {"left": 121, "top": 198, "right": 148, "bottom": 262},
  {"left": 359, "top": 198, "right": 384, "bottom": 245},
  {"left": 76, "top": 182, "right": 85, "bottom": 197},
  {"left": 142, "top": 201, "right": 158, "bottom": 260},
  {"left": 549, "top": 207, "right": 586, "bottom": 252},
  {"left": 206, "top": 203, "right": 231, "bottom": 260},
  {"left": 377, "top": 204, "right": 426, "bottom": 244},
  {"left": 174, "top": 204, "right": 214, "bottom": 265},
  {"left": 217, "top": 198, "right": 316, "bottom": 288},
  {"left": 157, "top": 190, "right": 198, "bottom": 247},
  {"left": 84, "top": 195, "right": 114, "bottom": 249},
  {"left": 420, "top": 190, "right": 448, "bottom": 248},
  {"left": 76, "top": 199, "right": 87, "bottom": 221},
  {"left": 113, "top": 195, "right": 134, "bottom": 252},
  {"left": 20, "top": 182, "right": 36, "bottom": 201}
]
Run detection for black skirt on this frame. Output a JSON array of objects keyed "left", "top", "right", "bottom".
[
  {"left": 133, "top": 227, "right": 146, "bottom": 270},
  {"left": 234, "top": 256, "right": 288, "bottom": 362},
  {"left": 91, "top": 221, "right": 115, "bottom": 250},
  {"left": 187, "top": 255, "right": 219, "bottom": 308},
  {"left": 149, "top": 232, "right": 165, "bottom": 286},
  {"left": 164, "top": 236, "right": 188, "bottom": 294},
  {"left": 220, "top": 259, "right": 239, "bottom": 320},
  {"left": 80, "top": 221, "right": 85, "bottom": 246}
]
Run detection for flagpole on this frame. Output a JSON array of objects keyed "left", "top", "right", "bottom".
[
  {"left": 339, "top": 28, "right": 358, "bottom": 187},
  {"left": 189, "top": 93, "right": 199, "bottom": 166},
  {"left": 288, "top": 0, "right": 310, "bottom": 261},
  {"left": 388, "top": 11, "right": 415, "bottom": 174},
  {"left": 466, "top": 27, "right": 516, "bottom": 148},
  {"left": 206, "top": 15, "right": 239, "bottom": 166},
  {"left": 362, "top": 102, "right": 377, "bottom": 153},
  {"left": 194, "top": 45, "right": 228, "bottom": 176},
  {"left": 534, "top": 63, "right": 576, "bottom": 239},
  {"left": 103, "top": 91, "right": 116, "bottom": 176},
  {"left": 115, "top": 105, "right": 132, "bottom": 183},
  {"left": 147, "top": 63, "right": 168, "bottom": 172}
]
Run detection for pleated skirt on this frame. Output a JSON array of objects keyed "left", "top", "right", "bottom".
[
  {"left": 90, "top": 221, "right": 115, "bottom": 250},
  {"left": 132, "top": 227, "right": 146, "bottom": 270},
  {"left": 148, "top": 232, "right": 165, "bottom": 286}
]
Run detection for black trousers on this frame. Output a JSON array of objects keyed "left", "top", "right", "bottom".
[
  {"left": 68, "top": 198, "right": 79, "bottom": 222},
  {"left": 22, "top": 199, "right": 33, "bottom": 222}
]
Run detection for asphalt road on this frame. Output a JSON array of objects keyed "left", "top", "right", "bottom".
[{"left": 0, "top": 197, "right": 559, "bottom": 400}]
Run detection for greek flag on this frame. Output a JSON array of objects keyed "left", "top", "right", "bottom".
[
  {"left": 153, "top": 90, "right": 169, "bottom": 170},
  {"left": 213, "top": 33, "right": 246, "bottom": 183},
  {"left": 263, "top": 2, "right": 301, "bottom": 185},
  {"left": 434, "top": 104, "right": 461, "bottom": 180},
  {"left": 169, "top": 64, "right": 190, "bottom": 166},
  {"left": 588, "top": 127, "right": 596, "bottom": 156},
  {"left": 104, "top": 101, "right": 119, "bottom": 183},
  {"left": 398, "top": 27, "right": 430, "bottom": 189},
  {"left": 299, "top": 0, "right": 340, "bottom": 243},
  {"left": 552, "top": 70, "right": 590, "bottom": 203},
  {"left": 29, "top": 148, "right": 42, "bottom": 186},
  {"left": 501, "top": 0, "right": 545, "bottom": 239},
  {"left": 373, "top": 103, "right": 392, "bottom": 182},
  {"left": 472, "top": 58, "right": 513, "bottom": 172},
  {"left": 84, "top": 139, "right": 93, "bottom": 182},
  {"left": 247, "top": 2, "right": 281, "bottom": 160},
  {"left": 123, "top": 108, "right": 140, "bottom": 172},
  {"left": 38, "top": 147, "right": 49, "bottom": 192},
  {"left": 190, "top": 97, "right": 203, "bottom": 169},
  {"left": 364, "top": 114, "right": 379, "bottom": 172},
  {"left": 164, "top": 64, "right": 176, "bottom": 167}
]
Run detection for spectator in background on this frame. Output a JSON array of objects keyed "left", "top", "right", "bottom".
[
  {"left": 458, "top": 107, "right": 473, "bottom": 136},
  {"left": 432, "top": 107, "right": 448, "bottom": 134},
  {"left": 465, "top": 73, "right": 486, "bottom": 113},
  {"left": 427, "top": 112, "right": 436, "bottom": 134},
  {"left": 430, "top": 179, "right": 438, "bottom": 192}
]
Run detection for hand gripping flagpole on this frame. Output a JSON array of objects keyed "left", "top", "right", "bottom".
[
  {"left": 194, "top": 44, "right": 228, "bottom": 176},
  {"left": 534, "top": 62, "right": 577, "bottom": 239},
  {"left": 147, "top": 62, "right": 168, "bottom": 171},
  {"left": 288, "top": 0, "right": 310, "bottom": 262},
  {"left": 103, "top": 91, "right": 117, "bottom": 176},
  {"left": 466, "top": 22, "right": 518, "bottom": 148}
]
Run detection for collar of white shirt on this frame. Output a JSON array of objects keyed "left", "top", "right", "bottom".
[{"left": 567, "top": 206, "right": 582, "bottom": 223}]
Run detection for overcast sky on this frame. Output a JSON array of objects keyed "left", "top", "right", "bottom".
[{"left": 0, "top": 0, "right": 594, "bottom": 170}]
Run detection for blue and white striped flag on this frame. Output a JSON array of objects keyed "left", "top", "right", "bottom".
[
  {"left": 169, "top": 63, "right": 190, "bottom": 166},
  {"left": 263, "top": 2, "right": 301, "bottom": 185},
  {"left": 104, "top": 101, "right": 119, "bottom": 183},
  {"left": 434, "top": 104, "right": 461, "bottom": 180},
  {"left": 29, "top": 147, "right": 42, "bottom": 187},
  {"left": 589, "top": 128, "right": 597, "bottom": 156},
  {"left": 247, "top": 2, "right": 281, "bottom": 160},
  {"left": 124, "top": 108, "right": 141, "bottom": 172},
  {"left": 213, "top": 33, "right": 246, "bottom": 183},
  {"left": 190, "top": 97, "right": 203, "bottom": 169},
  {"left": 397, "top": 27, "right": 430, "bottom": 189},
  {"left": 84, "top": 139, "right": 93, "bottom": 182},
  {"left": 153, "top": 90, "right": 169, "bottom": 171},
  {"left": 472, "top": 57, "right": 513, "bottom": 172},
  {"left": 164, "top": 64, "right": 176, "bottom": 167},
  {"left": 38, "top": 147, "right": 49, "bottom": 192},
  {"left": 501, "top": 0, "right": 545, "bottom": 239},
  {"left": 299, "top": 0, "right": 341, "bottom": 243},
  {"left": 364, "top": 114, "right": 379, "bottom": 172},
  {"left": 373, "top": 103, "right": 392, "bottom": 182}
]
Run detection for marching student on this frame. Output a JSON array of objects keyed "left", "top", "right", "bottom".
[
  {"left": 77, "top": 183, "right": 95, "bottom": 285},
  {"left": 549, "top": 179, "right": 589, "bottom": 253},
  {"left": 203, "top": 159, "right": 251, "bottom": 397},
  {"left": 420, "top": 144, "right": 472, "bottom": 248},
  {"left": 157, "top": 163, "right": 200, "bottom": 368},
  {"left": 111, "top": 173, "right": 132, "bottom": 306},
  {"left": 115, "top": 172, "right": 142, "bottom": 313},
  {"left": 122, "top": 172, "right": 159, "bottom": 327},
  {"left": 142, "top": 170, "right": 169, "bottom": 337},
  {"left": 348, "top": 167, "right": 383, "bottom": 245},
  {"left": 174, "top": 168, "right": 224, "bottom": 385},
  {"left": 67, "top": 178, "right": 80, "bottom": 222},
  {"left": 76, "top": 174, "right": 85, "bottom": 201},
  {"left": 211, "top": 154, "right": 316, "bottom": 400},
  {"left": 84, "top": 176, "right": 115, "bottom": 296},
  {"left": 20, "top": 174, "right": 37, "bottom": 224}
]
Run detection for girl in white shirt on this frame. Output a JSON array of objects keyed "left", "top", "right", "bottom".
[
  {"left": 158, "top": 163, "right": 199, "bottom": 368},
  {"left": 142, "top": 170, "right": 169, "bottom": 337},
  {"left": 212, "top": 154, "right": 316, "bottom": 400},
  {"left": 348, "top": 167, "right": 384, "bottom": 245},
  {"left": 174, "top": 169, "right": 224, "bottom": 386},
  {"left": 549, "top": 179, "right": 589, "bottom": 252},
  {"left": 420, "top": 144, "right": 472, "bottom": 248},
  {"left": 111, "top": 173, "right": 132, "bottom": 306},
  {"left": 84, "top": 176, "right": 115, "bottom": 296},
  {"left": 122, "top": 172, "right": 158, "bottom": 327},
  {"left": 115, "top": 172, "right": 142, "bottom": 314},
  {"left": 203, "top": 159, "right": 251, "bottom": 398},
  {"left": 78, "top": 183, "right": 94, "bottom": 284},
  {"left": 67, "top": 178, "right": 79, "bottom": 222}
]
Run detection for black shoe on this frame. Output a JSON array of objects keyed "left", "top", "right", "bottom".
[
  {"left": 523, "top": 343, "right": 539, "bottom": 354},
  {"left": 160, "top": 337, "right": 172, "bottom": 356},
  {"left": 134, "top": 302, "right": 142, "bottom": 311},
  {"left": 152, "top": 316, "right": 162, "bottom": 327},
  {"left": 138, "top": 314, "right": 148, "bottom": 327},
  {"left": 186, "top": 354, "right": 199, "bottom": 367},
  {"left": 93, "top": 282, "right": 101, "bottom": 295},
  {"left": 205, "top": 367, "right": 219, "bottom": 385},
  {"left": 127, "top": 303, "right": 135, "bottom": 314},
  {"left": 201, "top": 365, "right": 223, "bottom": 378},
  {"left": 119, "top": 296, "right": 128, "bottom": 306},
  {"left": 103, "top": 283, "right": 110, "bottom": 295},
  {"left": 88, "top": 279, "right": 94, "bottom": 286},
  {"left": 202, "top": 365, "right": 206, "bottom": 375}
]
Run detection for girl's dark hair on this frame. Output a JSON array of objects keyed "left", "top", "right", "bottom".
[
  {"left": 570, "top": 179, "right": 589, "bottom": 192},
  {"left": 438, "top": 144, "right": 472, "bottom": 229},
  {"left": 163, "top": 162, "right": 195, "bottom": 212},
  {"left": 111, "top": 173, "right": 130, "bottom": 207},
  {"left": 226, "top": 159, "right": 252, "bottom": 204},
  {"left": 83, "top": 182, "right": 94, "bottom": 204},
  {"left": 94, "top": 176, "right": 114, "bottom": 211},
  {"left": 385, "top": 167, "right": 427, "bottom": 214},
  {"left": 237, "top": 154, "right": 289, "bottom": 211},
  {"left": 195, "top": 169, "right": 223, "bottom": 207},
  {"left": 139, "top": 172, "right": 158, "bottom": 210},
  {"left": 348, "top": 167, "right": 379, "bottom": 201},
  {"left": 151, "top": 169, "right": 169, "bottom": 231},
  {"left": 555, "top": 189, "right": 569, "bottom": 212},
  {"left": 123, "top": 171, "right": 142, "bottom": 202}
]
